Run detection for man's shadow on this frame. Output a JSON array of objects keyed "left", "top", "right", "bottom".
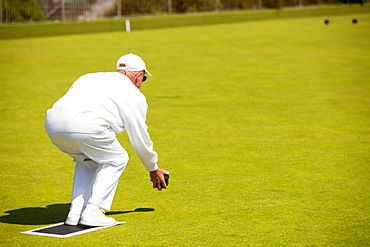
[{"left": 0, "top": 203, "right": 154, "bottom": 225}]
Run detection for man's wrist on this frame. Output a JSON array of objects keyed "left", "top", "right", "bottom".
[{"left": 148, "top": 164, "right": 159, "bottom": 172}]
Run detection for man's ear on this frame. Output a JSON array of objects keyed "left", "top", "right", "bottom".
[
  {"left": 134, "top": 73, "right": 140, "bottom": 83},
  {"left": 133, "top": 75, "right": 141, "bottom": 88}
]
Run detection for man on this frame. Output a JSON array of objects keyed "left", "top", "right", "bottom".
[{"left": 45, "top": 53, "right": 169, "bottom": 227}]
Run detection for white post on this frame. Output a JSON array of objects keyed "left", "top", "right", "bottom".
[
  {"left": 61, "top": 0, "right": 65, "bottom": 21},
  {"left": 0, "top": 0, "right": 3, "bottom": 24},
  {"left": 117, "top": 0, "right": 121, "bottom": 18},
  {"left": 125, "top": 19, "right": 131, "bottom": 33},
  {"left": 168, "top": 0, "right": 172, "bottom": 15},
  {"left": 258, "top": 0, "right": 263, "bottom": 9}
]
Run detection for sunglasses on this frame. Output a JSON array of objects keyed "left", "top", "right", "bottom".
[{"left": 143, "top": 75, "right": 147, "bottom": 82}]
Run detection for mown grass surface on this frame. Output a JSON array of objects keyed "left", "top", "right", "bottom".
[
  {"left": 0, "top": 4, "right": 369, "bottom": 40},
  {"left": 0, "top": 11, "right": 369, "bottom": 246}
]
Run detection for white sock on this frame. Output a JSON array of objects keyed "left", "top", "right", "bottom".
[
  {"left": 70, "top": 204, "right": 84, "bottom": 214},
  {"left": 85, "top": 203, "right": 99, "bottom": 213}
]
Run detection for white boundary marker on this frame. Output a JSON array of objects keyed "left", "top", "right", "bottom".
[
  {"left": 21, "top": 222, "right": 126, "bottom": 238},
  {"left": 125, "top": 19, "right": 131, "bottom": 33}
]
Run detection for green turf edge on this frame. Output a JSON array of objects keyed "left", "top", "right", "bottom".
[{"left": 0, "top": 4, "right": 369, "bottom": 40}]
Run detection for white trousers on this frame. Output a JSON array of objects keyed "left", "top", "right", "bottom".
[{"left": 47, "top": 129, "right": 128, "bottom": 211}]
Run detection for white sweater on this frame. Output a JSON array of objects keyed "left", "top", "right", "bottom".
[{"left": 45, "top": 72, "right": 158, "bottom": 171}]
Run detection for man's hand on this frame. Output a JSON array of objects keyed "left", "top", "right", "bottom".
[{"left": 149, "top": 169, "right": 170, "bottom": 191}]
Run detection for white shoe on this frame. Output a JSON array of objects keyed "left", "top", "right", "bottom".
[
  {"left": 79, "top": 209, "right": 116, "bottom": 227},
  {"left": 65, "top": 211, "right": 81, "bottom": 226}
]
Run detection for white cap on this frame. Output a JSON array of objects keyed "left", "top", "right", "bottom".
[{"left": 116, "top": 53, "right": 152, "bottom": 76}]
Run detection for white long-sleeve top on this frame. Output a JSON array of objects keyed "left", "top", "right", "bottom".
[{"left": 45, "top": 72, "right": 158, "bottom": 171}]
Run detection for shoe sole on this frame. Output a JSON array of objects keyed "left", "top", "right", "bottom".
[
  {"left": 79, "top": 220, "right": 116, "bottom": 227},
  {"left": 65, "top": 218, "right": 79, "bottom": 226},
  {"left": 64, "top": 222, "right": 79, "bottom": 226}
]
